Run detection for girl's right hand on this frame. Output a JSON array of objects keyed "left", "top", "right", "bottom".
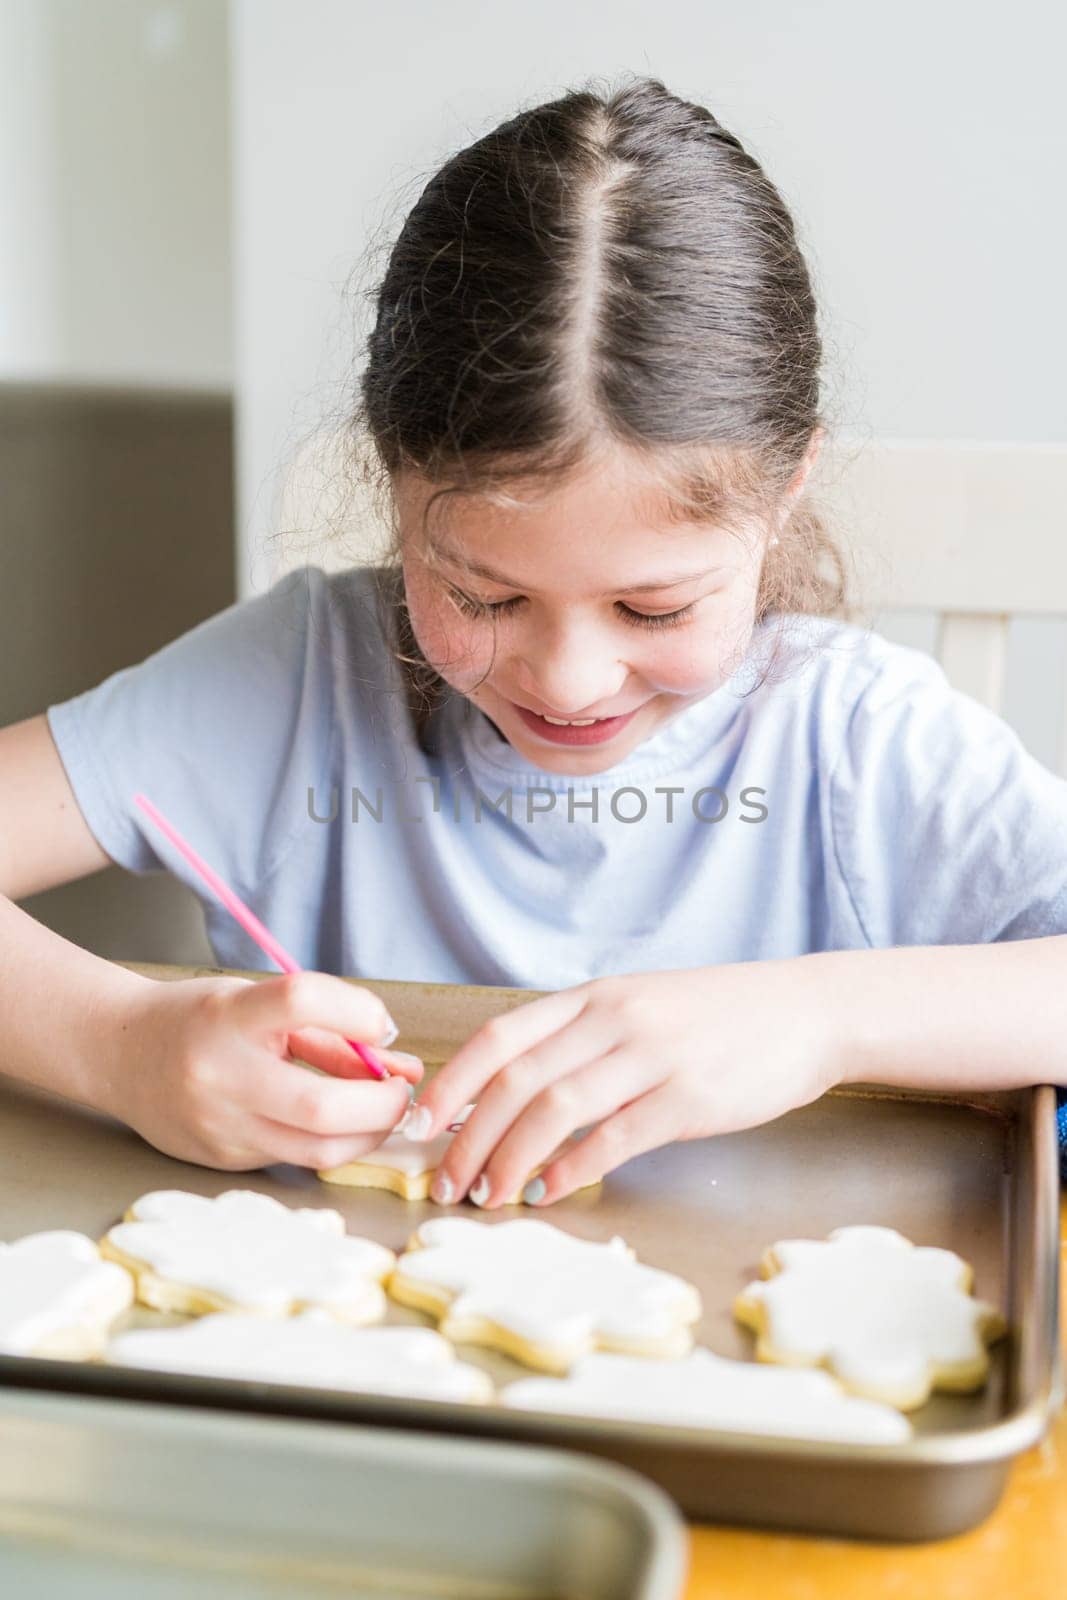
[{"left": 105, "top": 972, "right": 421, "bottom": 1171}]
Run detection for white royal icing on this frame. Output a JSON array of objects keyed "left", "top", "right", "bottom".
[
  {"left": 737, "top": 1225, "right": 1002, "bottom": 1401},
  {"left": 393, "top": 1218, "right": 700, "bottom": 1357},
  {"left": 346, "top": 1104, "right": 475, "bottom": 1179},
  {"left": 108, "top": 1312, "right": 492, "bottom": 1403},
  {"left": 106, "top": 1190, "right": 394, "bottom": 1319},
  {"left": 502, "top": 1348, "right": 911, "bottom": 1444},
  {"left": 0, "top": 1231, "right": 133, "bottom": 1355}
]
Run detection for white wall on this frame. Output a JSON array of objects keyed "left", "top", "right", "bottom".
[
  {"left": 0, "top": 0, "right": 231, "bottom": 390},
  {"left": 231, "top": 0, "right": 1066, "bottom": 590}
]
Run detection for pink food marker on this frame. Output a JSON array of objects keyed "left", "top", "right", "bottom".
[{"left": 133, "top": 792, "right": 390, "bottom": 1080}]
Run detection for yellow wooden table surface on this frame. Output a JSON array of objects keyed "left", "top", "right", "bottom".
[{"left": 683, "top": 1203, "right": 1067, "bottom": 1599}]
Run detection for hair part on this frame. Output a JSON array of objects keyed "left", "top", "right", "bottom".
[{"left": 329, "top": 75, "right": 851, "bottom": 747}]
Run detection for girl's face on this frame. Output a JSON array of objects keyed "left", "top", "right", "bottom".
[{"left": 398, "top": 446, "right": 807, "bottom": 776}]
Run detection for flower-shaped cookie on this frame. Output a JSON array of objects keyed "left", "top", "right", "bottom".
[
  {"left": 734, "top": 1225, "right": 1006, "bottom": 1409},
  {"left": 108, "top": 1312, "right": 492, "bottom": 1403},
  {"left": 319, "top": 1104, "right": 598, "bottom": 1204},
  {"left": 101, "top": 1190, "right": 394, "bottom": 1322},
  {"left": 503, "top": 1348, "right": 911, "bottom": 1444},
  {"left": 0, "top": 1231, "right": 133, "bottom": 1359},
  {"left": 389, "top": 1217, "right": 701, "bottom": 1373},
  {"left": 319, "top": 1106, "right": 476, "bottom": 1199}
]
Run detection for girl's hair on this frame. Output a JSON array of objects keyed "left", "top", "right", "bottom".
[{"left": 346, "top": 75, "right": 847, "bottom": 748}]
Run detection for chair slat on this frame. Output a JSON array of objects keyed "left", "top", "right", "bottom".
[{"left": 937, "top": 613, "right": 1009, "bottom": 712}]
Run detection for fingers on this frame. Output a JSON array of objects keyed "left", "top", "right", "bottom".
[
  {"left": 409, "top": 987, "right": 593, "bottom": 1138},
  {"left": 243, "top": 1115, "right": 388, "bottom": 1172},
  {"left": 224, "top": 1052, "right": 413, "bottom": 1137},
  {"left": 437, "top": 1042, "right": 647, "bottom": 1206},
  {"left": 286, "top": 1026, "right": 424, "bottom": 1086},
  {"left": 465, "top": 1049, "right": 654, "bottom": 1208},
  {"left": 527, "top": 1083, "right": 682, "bottom": 1205},
  {"left": 235, "top": 972, "right": 397, "bottom": 1051}
]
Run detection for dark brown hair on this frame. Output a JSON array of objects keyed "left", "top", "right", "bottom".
[{"left": 344, "top": 76, "right": 848, "bottom": 747}]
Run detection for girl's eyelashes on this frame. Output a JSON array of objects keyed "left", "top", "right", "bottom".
[{"left": 444, "top": 585, "right": 697, "bottom": 631}]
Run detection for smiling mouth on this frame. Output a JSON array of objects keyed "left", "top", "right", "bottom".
[
  {"left": 511, "top": 703, "right": 640, "bottom": 724},
  {"left": 508, "top": 700, "right": 644, "bottom": 746}
]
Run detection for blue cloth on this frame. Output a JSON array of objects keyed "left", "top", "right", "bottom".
[{"left": 46, "top": 565, "right": 1067, "bottom": 1178}]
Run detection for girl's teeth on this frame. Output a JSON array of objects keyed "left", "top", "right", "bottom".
[{"left": 542, "top": 715, "right": 598, "bottom": 726}]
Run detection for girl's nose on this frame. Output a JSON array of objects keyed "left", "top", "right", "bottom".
[{"left": 512, "top": 624, "right": 628, "bottom": 713}]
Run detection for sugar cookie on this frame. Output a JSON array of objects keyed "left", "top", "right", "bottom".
[
  {"left": 733, "top": 1224, "right": 1006, "bottom": 1410},
  {"left": 318, "top": 1105, "right": 599, "bottom": 1203},
  {"left": 108, "top": 1312, "right": 493, "bottom": 1404},
  {"left": 318, "top": 1105, "right": 476, "bottom": 1199},
  {"left": 389, "top": 1217, "right": 701, "bottom": 1373},
  {"left": 101, "top": 1190, "right": 394, "bottom": 1323},
  {"left": 0, "top": 1231, "right": 134, "bottom": 1359},
  {"left": 502, "top": 1348, "right": 911, "bottom": 1444}
]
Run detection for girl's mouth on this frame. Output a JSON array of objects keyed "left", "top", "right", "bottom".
[{"left": 510, "top": 702, "right": 640, "bottom": 746}]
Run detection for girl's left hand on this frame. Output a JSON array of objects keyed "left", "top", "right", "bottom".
[{"left": 403, "top": 959, "right": 843, "bottom": 1207}]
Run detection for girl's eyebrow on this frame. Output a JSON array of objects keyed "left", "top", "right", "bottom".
[{"left": 433, "top": 545, "right": 726, "bottom": 594}]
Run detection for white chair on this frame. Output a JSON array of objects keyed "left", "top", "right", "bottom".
[{"left": 830, "top": 439, "right": 1067, "bottom": 776}]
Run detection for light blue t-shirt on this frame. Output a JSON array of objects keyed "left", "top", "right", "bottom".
[{"left": 46, "top": 563, "right": 1067, "bottom": 991}]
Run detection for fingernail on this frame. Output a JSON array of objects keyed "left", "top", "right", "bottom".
[
  {"left": 431, "top": 1172, "right": 454, "bottom": 1205},
  {"left": 390, "top": 1051, "right": 423, "bottom": 1070},
  {"left": 522, "top": 1178, "right": 547, "bottom": 1206},
  {"left": 469, "top": 1174, "right": 490, "bottom": 1208},
  {"left": 402, "top": 1106, "right": 432, "bottom": 1142},
  {"left": 379, "top": 1017, "right": 399, "bottom": 1048}
]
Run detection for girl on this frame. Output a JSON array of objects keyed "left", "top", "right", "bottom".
[{"left": 3, "top": 78, "right": 1065, "bottom": 1198}]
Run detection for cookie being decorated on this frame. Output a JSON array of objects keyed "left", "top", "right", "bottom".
[
  {"left": 0, "top": 1231, "right": 134, "bottom": 1360},
  {"left": 318, "top": 1104, "right": 599, "bottom": 1204},
  {"left": 108, "top": 1312, "right": 493, "bottom": 1404},
  {"left": 502, "top": 1348, "right": 911, "bottom": 1443},
  {"left": 389, "top": 1217, "right": 701, "bottom": 1373},
  {"left": 733, "top": 1225, "right": 1006, "bottom": 1409},
  {"left": 101, "top": 1190, "right": 394, "bottom": 1323},
  {"left": 318, "top": 1106, "right": 475, "bottom": 1200}
]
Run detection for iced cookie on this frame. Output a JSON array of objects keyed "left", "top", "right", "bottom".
[
  {"left": 318, "top": 1104, "right": 599, "bottom": 1204},
  {"left": 100, "top": 1190, "right": 395, "bottom": 1323},
  {"left": 318, "top": 1106, "right": 476, "bottom": 1199},
  {"left": 502, "top": 1348, "right": 911, "bottom": 1444},
  {"left": 108, "top": 1312, "right": 493, "bottom": 1404},
  {"left": 0, "top": 1231, "right": 134, "bottom": 1359},
  {"left": 733, "top": 1225, "right": 1006, "bottom": 1410},
  {"left": 389, "top": 1217, "right": 701, "bottom": 1373}
]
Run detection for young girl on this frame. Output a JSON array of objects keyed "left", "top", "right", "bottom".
[{"left": 3, "top": 78, "right": 1065, "bottom": 1200}]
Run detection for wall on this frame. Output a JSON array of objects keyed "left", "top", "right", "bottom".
[
  {"left": 0, "top": 0, "right": 231, "bottom": 389},
  {"left": 230, "top": 0, "right": 1066, "bottom": 582},
  {"left": 1, "top": 0, "right": 234, "bottom": 967}
]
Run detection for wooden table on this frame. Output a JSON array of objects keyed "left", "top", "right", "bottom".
[{"left": 683, "top": 1203, "right": 1067, "bottom": 1598}]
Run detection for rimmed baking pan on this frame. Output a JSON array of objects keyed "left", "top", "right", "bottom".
[
  {"left": 0, "top": 965, "right": 1058, "bottom": 1541},
  {"left": 0, "top": 1387, "right": 687, "bottom": 1597}
]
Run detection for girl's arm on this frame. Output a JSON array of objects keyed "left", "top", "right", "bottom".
[
  {"left": 0, "top": 715, "right": 420, "bottom": 1164},
  {"left": 820, "top": 934, "right": 1067, "bottom": 1093},
  {"left": 0, "top": 887, "right": 420, "bottom": 1164},
  {"left": 410, "top": 939, "right": 1067, "bottom": 1208}
]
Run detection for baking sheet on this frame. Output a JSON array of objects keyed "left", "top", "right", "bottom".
[
  {"left": 0, "top": 1388, "right": 686, "bottom": 1598},
  {"left": 0, "top": 963, "right": 1059, "bottom": 1540}
]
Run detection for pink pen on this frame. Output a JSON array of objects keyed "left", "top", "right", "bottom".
[{"left": 133, "top": 792, "right": 391, "bottom": 1080}]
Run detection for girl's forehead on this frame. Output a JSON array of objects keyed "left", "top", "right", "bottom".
[{"left": 394, "top": 454, "right": 753, "bottom": 570}]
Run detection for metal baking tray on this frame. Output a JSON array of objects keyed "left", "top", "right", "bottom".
[
  {"left": 0, "top": 1387, "right": 686, "bottom": 1598},
  {"left": 0, "top": 964, "right": 1059, "bottom": 1542}
]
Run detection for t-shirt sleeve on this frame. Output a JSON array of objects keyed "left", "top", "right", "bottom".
[
  {"left": 828, "top": 647, "right": 1067, "bottom": 948},
  {"left": 45, "top": 565, "right": 335, "bottom": 897}
]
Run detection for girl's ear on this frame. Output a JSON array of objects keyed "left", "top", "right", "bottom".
[{"left": 787, "top": 426, "right": 825, "bottom": 500}]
